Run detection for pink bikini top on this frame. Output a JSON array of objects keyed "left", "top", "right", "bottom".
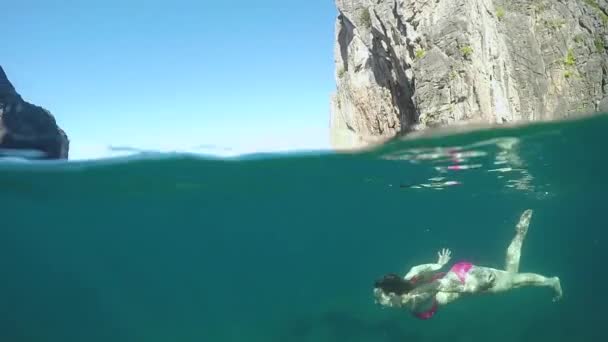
[{"left": 411, "top": 261, "right": 473, "bottom": 320}]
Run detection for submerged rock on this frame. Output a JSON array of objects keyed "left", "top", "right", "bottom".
[
  {"left": 0, "top": 66, "right": 69, "bottom": 159},
  {"left": 330, "top": 0, "right": 608, "bottom": 149}
]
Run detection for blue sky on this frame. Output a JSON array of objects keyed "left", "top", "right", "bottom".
[{"left": 3, "top": 1, "right": 338, "bottom": 159}]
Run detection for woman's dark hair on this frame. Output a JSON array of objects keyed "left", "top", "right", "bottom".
[{"left": 374, "top": 273, "right": 414, "bottom": 295}]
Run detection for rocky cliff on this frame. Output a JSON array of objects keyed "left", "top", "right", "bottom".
[
  {"left": 0, "top": 66, "right": 69, "bottom": 159},
  {"left": 330, "top": 0, "right": 608, "bottom": 149}
]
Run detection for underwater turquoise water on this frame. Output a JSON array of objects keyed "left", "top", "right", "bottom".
[{"left": 1, "top": 114, "right": 606, "bottom": 342}]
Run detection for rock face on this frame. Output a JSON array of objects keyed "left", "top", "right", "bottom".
[
  {"left": 0, "top": 66, "right": 69, "bottom": 159},
  {"left": 330, "top": 0, "right": 608, "bottom": 149}
]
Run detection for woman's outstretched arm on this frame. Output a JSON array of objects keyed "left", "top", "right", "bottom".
[{"left": 404, "top": 248, "right": 452, "bottom": 280}]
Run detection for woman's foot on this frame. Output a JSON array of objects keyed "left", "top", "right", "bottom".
[
  {"left": 516, "top": 209, "right": 533, "bottom": 236},
  {"left": 551, "top": 277, "right": 563, "bottom": 302}
]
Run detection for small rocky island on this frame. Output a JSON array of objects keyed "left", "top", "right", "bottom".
[
  {"left": 330, "top": 0, "right": 608, "bottom": 149},
  {"left": 0, "top": 66, "right": 69, "bottom": 159}
]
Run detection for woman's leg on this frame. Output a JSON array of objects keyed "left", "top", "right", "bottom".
[
  {"left": 511, "top": 272, "right": 562, "bottom": 301},
  {"left": 505, "top": 209, "right": 533, "bottom": 273}
]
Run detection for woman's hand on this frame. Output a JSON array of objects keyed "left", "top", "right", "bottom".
[{"left": 437, "top": 248, "right": 452, "bottom": 266}]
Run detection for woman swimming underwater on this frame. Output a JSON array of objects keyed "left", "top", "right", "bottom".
[{"left": 373, "top": 209, "right": 562, "bottom": 320}]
